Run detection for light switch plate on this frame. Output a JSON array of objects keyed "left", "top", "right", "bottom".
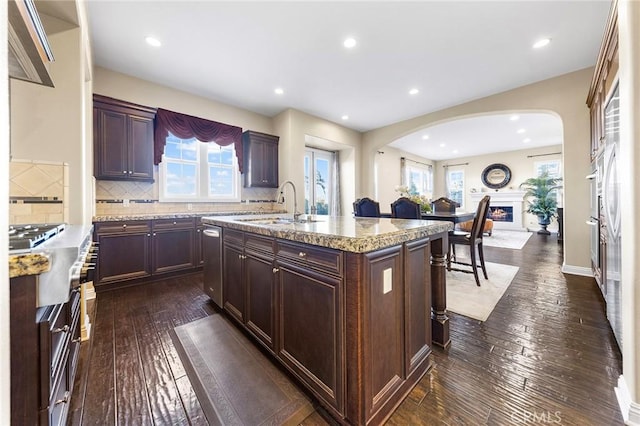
[{"left": 383, "top": 268, "right": 392, "bottom": 294}]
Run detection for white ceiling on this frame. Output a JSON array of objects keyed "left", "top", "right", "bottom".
[{"left": 85, "top": 1, "right": 611, "bottom": 159}]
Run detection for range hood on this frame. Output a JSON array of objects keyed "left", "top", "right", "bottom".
[{"left": 7, "top": 0, "right": 54, "bottom": 87}]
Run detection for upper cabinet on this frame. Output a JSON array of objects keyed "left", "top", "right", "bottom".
[
  {"left": 8, "top": 0, "right": 55, "bottom": 87},
  {"left": 93, "top": 95, "right": 157, "bottom": 182},
  {"left": 587, "top": 0, "right": 618, "bottom": 161},
  {"left": 242, "top": 130, "right": 279, "bottom": 188}
]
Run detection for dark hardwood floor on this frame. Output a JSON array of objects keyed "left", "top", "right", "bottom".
[{"left": 68, "top": 233, "right": 624, "bottom": 425}]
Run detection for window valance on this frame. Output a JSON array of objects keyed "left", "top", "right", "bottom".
[{"left": 154, "top": 108, "right": 244, "bottom": 172}]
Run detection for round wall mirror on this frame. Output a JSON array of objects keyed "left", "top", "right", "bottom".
[{"left": 481, "top": 163, "right": 512, "bottom": 189}]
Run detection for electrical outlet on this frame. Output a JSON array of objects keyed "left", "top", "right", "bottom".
[
  {"left": 383, "top": 268, "right": 393, "bottom": 294},
  {"left": 187, "top": 203, "right": 193, "bottom": 211},
  {"left": 123, "top": 199, "right": 130, "bottom": 207}
]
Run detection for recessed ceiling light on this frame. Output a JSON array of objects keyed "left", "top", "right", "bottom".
[
  {"left": 274, "top": 87, "right": 284, "bottom": 95},
  {"left": 533, "top": 38, "right": 551, "bottom": 49},
  {"left": 510, "top": 114, "right": 520, "bottom": 121},
  {"left": 343, "top": 38, "right": 357, "bottom": 48},
  {"left": 523, "top": 138, "right": 531, "bottom": 143},
  {"left": 517, "top": 128, "right": 526, "bottom": 134},
  {"left": 422, "top": 134, "right": 429, "bottom": 140},
  {"left": 145, "top": 36, "right": 162, "bottom": 47},
  {"left": 341, "top": 115, "right": 349, "bottom": 120},
  {"left": 439, "top": 143, "right": 446, "bottom": 148},
  {"left": 409, "top": 88, "right": 419, "bottom": 95},
  {"left": 452, "top": 149, "right": 459, "bottom": 154}
]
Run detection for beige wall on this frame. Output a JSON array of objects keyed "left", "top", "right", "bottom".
[
  {"left": 374, "top": 146, "right": 435, "bottom": 213},
  {"left": 433, "top": 145, "right": 563, "bottom": 231},
  {"left": 362, "top": 68, "right": 592, "bottom": 272},
  {"left": 273, "top": 108, "right": 361, "bottom": 216},
  {"left": 10, "top": 27, "right": 88, "bottom": 224}
]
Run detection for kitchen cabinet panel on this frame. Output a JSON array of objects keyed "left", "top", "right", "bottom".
[
  {"left": 223, "top": 243, "right": 245, "bottom": 323},
  {"left": 95, "top": 230, "right": 152, "bottom": 285},
  {"left": 93, "top": 95, "right": 156, "bottom": 182},
  {"left": 243, "top": 130, "right": 279, "bottom": 188}
]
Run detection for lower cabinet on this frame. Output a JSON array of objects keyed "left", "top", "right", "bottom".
[
  {"left": 222, "top": 230, "right": 277, "bottom": 351},
  {"left": 94, "top": 218, "right": 200, "bottom": 287},
  {"left": 10, "top": 276, "right": 81, "bottom": 425}
]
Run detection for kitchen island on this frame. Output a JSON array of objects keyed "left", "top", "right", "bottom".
[{"left": 201, "top": 214, "right": 451, "bottom": 425}]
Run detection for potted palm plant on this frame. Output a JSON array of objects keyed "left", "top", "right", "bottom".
[{"left": 519, "top": 172, "right": 563, "bottom": 235}]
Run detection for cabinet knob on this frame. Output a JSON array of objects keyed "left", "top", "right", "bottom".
[
  {"left": 55, "top": 392, "right": 70, "bottom": 405},
  {"left": 147, "top": 233, "right": 151, "bottom": 237},
  {"left": 238, "top": 254, "right": 242, "bottom": 259},
  {"left": 53, "top": 325, "right": 69, "bottom": 334},
  {"left": 272, "top": 267, "right": 279, "bottom": 273},
  {"left": 153, "top": 232, "right": 157, "bottom": 236},
  {"left": 298, "top": 252, "right": 307, "bottom": 258},
  {"left": 122, "top": 170, "right": 127, "bottom": 174},
  {"left": 173, "top": 221, "right": 177, "bottom": 225},
  {"left": 129, "top": 171, "right": 133, "bottom": 174},
  {"left": 122, "top": 224, "right": 127, "bottom": 228}
]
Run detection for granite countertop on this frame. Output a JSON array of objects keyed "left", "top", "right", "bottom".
[
  {"left": 93, "top": 210, "right": 287, "bottom": 222},
  {"left": 9, "top": 253, "right": 51, "bottom": 278},
  {"left": 201, "top": 214, "right": 452, "bottom": 253}
]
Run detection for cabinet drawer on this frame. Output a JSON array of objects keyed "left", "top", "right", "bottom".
[
  {"left": 153, "top": 217, "right": 196, "bottom": 230},
  {"left": 46, "top": 349, "right": 70, "bottom": 426},
  {"left": 277, "top": 240, "right": 343, "bottom": 276},
  {"left": 95, "top": 220, "right": 151, "bottom": 234},
  {"left": 245, "top": 233, "right": 274, "bottom": 255},
  {"left": 223, "top": 229, "right": 244, "bottom": 247}
]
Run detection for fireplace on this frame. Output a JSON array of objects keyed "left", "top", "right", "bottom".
[
  {"left": 489, "top": 206, "right": 513, "bottom": 222},
  {"left": 470, "top": 191, "right": 527, "bottom": 231}
]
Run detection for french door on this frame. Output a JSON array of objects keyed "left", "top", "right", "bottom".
[{"left": 304, "top": 148, "right": 334, "bottom": 215}]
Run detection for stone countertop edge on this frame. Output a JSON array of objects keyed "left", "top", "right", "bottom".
[
  {"left": 9, "top": 253, "right": 51, "bottom": 278},
  {"left": 201, "top": 215, "right": 452, "bottom": 253},
  {"left": 92, "top": 210, "right": 288, "bottom": 222}
]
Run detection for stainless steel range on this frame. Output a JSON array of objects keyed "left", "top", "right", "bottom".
[{"left": 9, "top": 223, "right": 97, "bottom": 306}]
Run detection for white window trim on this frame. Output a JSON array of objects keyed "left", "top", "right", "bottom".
[
  {"left": 446, "top": 169, "right": 465, "bottom": 209},
  {"left": 159, "top": 139, "right": 241, "bottom": 203}
]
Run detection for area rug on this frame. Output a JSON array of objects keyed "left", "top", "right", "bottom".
[
  {"left": 446, "top": 261, "right": 520, "bottom": 321},
  {"left": 482, "top": 230, "right": 532, "bottom": 250},
  {"left": 171, "top": 314, "right": 314, "bottom": 425}
]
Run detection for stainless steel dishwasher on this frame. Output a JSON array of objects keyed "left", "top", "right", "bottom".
[{"left": 202, "top": 225, "right": 223, "bottom": 308}]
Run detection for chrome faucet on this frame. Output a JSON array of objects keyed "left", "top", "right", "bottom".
[{"left": 277, "top": 180, "right": 302, "bottom": 220}]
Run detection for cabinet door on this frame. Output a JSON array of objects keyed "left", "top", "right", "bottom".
[
  {"left": 94, "top": 108, "right": 128, "bottom": 179},
  {"left": 243, "top": 131, "right": 279, "bottom": 188},
  {"left": 363, "top": 245, "right": 404, "bottom": 418},
  {"left": 96, "top": 231, "right": 152, "bottom": 285},
  {"left": 404, "top": 238, "right": 431, "bottom": 375},
  {"left": 128, "top": 114, "right": 154, "bottom": 180},
  {"left": 277, "top": 261, "right": 343, "bottom": 413},
  {"left": 152, "top": 227, "right": 196, "bottom": 274},
  {"left": 223, "top": 244, "right": 245, "bottom": 323},
  {"left": 245, "top": 251, "right": 276, "bottom": 351}
]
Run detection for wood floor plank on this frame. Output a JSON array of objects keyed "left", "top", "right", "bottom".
[{"left": 70, "top": 233, "right": 624, "bottom": 425}]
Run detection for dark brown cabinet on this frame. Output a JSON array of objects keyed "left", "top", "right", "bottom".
[
  {"left": 94, "top": 218, "right": 202, "bottom": 288},
  {"left": 242, "top": 130, "right": 279, "bottom": 188},
  {"left": 151, "top": 218, "right": 197, "bottom": 274},
  {"left": 10, "top": 277, "right": 81, "bottom": 426},
  {"left": 222, "top": 229, "right": 277, "bottom": 351},
  {"left": 93, "top": 95, "right": 156, "bottom": 181},
  {"left": 94, "top": 221, "right": 153, "bottom": 286}
]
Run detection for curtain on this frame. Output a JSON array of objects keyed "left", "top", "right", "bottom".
[
  {"left": 400, "top": 157, "right": 406, "bottom": 186},
  {"left": 154, "top": 108, "right": 244, "bottom": 172},
  {"left": 330, "top": 151, "right": 341, "bottom": 216}
]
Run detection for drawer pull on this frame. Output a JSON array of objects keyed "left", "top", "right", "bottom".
[
  {"left": 272, "top": 267, "right": 279, "bottom": 273},
  {"left": 173, "top": 221, "right": 177, "bottom": 225},
  {"left": 298, "top": 252, "right": 307, "bottom": 258},
  {"left": 55, "top": 392, "right": 70, "bottom": 405},
  {"left": 52, "top": 325, "right": 69, "bottom": 334}
]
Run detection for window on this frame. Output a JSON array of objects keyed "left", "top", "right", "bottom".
[
  {"left": 534, "top": 159, "right": 561, "bottom": 178},
  {"left": 304, "top": 148, "right": 334, "bottom": 215},
  {"left": 446, "top": 169, "right": 465, "bottom": 208},
  {"left": 159, "top": 133, "right": 240, "bottom": 202},
  {"left": 403, "top": 161, "right": 433, "bottom": 199}
]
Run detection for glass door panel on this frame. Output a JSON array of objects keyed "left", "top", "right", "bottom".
[{"left": 304, "top": 148, "right": 333, "bottom": 215}]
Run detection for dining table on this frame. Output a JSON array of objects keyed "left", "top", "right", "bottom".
[{"left": 380, "top": 211, "right": 475, "bottom": 224}]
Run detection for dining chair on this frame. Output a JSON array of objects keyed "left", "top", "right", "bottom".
[
  {"left": 390, "top": 197, "right": 422, "bottom": 219},
  {"left": 448, "top": 195, "right": 491, "bottom": 286},
  {"left": 353, "top": 197, "right": 381, "bottom": 217},
  {"left": 431, "top": 197, "right": 460, "bottom": 213}
]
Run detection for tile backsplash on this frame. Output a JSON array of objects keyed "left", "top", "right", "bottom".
[
  {"left": 95, "top": 166, "right": 279, "bottom": 216},
  {"left": 9, "top": 159, "right": 69, "bottom": 225}
]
